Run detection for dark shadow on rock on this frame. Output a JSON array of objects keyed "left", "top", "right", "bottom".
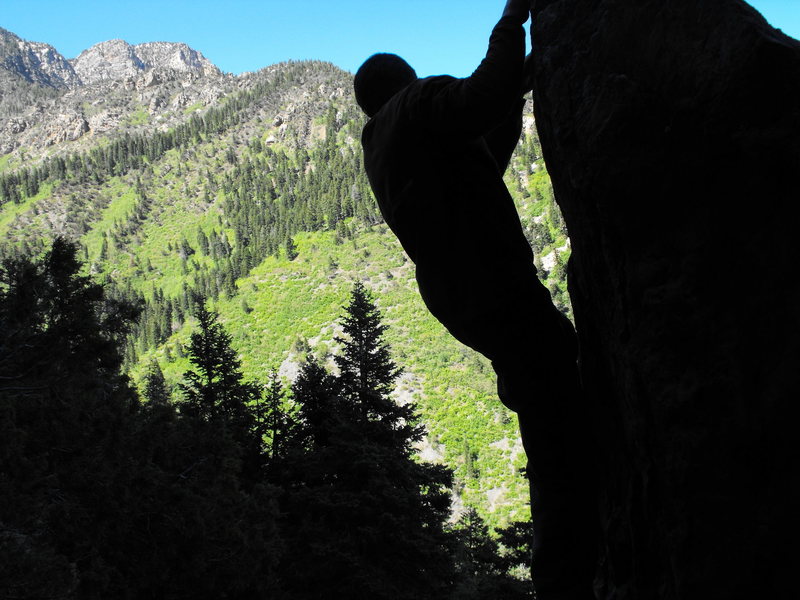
[{"left": 529, "top": 1, "right": 800, "bottom": 597}]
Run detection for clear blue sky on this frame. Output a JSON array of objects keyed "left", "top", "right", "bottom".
[{"left": 2, "top": 0, "right": 798, "bottom": 77}]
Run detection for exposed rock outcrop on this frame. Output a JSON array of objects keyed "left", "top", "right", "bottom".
[
  {"left": 71, "top": 39, "right": 145, "bottom": 85},
  {"left": 135, "top": 42, "right": 221, "bottom": 77},
  {"left": 0, "top": 30, "right": 231, "bottom": 157},
  {"left": 43, "top": 110, "right": 88, "bottom": 145},
  {"left": 72, "top": 40, "right": 220, "bottom": 85},
  {"left": 529, "top": 1, "right": 800, "bottom": 598},
  {"left": 0, "top": 27, "right": 81, "bottom": 89}
]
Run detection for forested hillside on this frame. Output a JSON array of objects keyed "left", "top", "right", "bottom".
[
  {"left": 0, "top": 37, "right": 571, "bottom": 530},
  {"left": 1, "top": 242, "right": 535, "bottom": 597}
]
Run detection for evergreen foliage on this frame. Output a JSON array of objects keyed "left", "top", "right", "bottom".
[
  {"left": 0, "top": 239, "right": 282, "bottom": 598},
  {"left": 277, "top": 284, "right": 455, "bottom": 599},
  {"left": 179, "top": 299, "right": 256, "bottom": 424},
  {"left": 257, "top": 368, "right": 297, "bottom": 462},
  {"left": 142, "top": 358, "right": 170, "bottom": 404},
  {"left": 0, "top": 61, "right": 565, "bottom": 571},
  {"left": 0, "top": 237, "right": 140, "bottom": 597},
  {"left": 179, "top": 298, "right": 268, "bottom": 483},
  {"left": 449, "top": 509, "right": 534, "bottom": 599},
  {"left": 336, "top": 281, "right": 405, "bottom": 422},
  {"left": 0, "top": 242, "right": 535, "bottom": 597}
]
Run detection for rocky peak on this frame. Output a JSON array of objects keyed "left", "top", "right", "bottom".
[
  {"left": 134, "top": 42, "right": 220, "bottom": 77},
  {"left": 0, "top": 27, "right": 80, "bottom": 89},
  {"left": 0, "top": 28, "right": 345, "bottom": 161},
  {"left": 72, "top": 39, "right": 219, "bottom": 85},
  {"left": 71, "top": 39, "right": 145, "bottom": 85}
]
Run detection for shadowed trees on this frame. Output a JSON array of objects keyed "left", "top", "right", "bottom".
[
  {"left": 277, "top": 282, "right": 456, "bottom": 599},
  {"left": 0, "top": 238, "right": 140, "bottom": 597},
  {"left": 0, "top": 240, "right": 280, "bottom": 598},
  {"left": 1, "top": 240, "right": 534, "bottom": 598}
]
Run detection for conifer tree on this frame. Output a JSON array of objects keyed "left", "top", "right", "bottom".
[
  {"left": 178, "top": 299, "right": 262, "bottom": 479},
  {"left": 449, "top": 509, "right": 535, "bottom": 599},
  {"left": 257, "top": 369, "right": 297, "bottom": 462},
  {"left": 494, "top": 520, "right": 534, "bottom": 578},
  {"left": 336, "top": 282, "right": 401, "bottom": 414},
  {"left": 452, "top": 507, "right": 502, "bottom": 579},
  {"left": 99, "top": 236, "right": 108, "bottom": 261},
  {"left": 142, "top": 358, "right": 170, "bottom": 404},
  {"left": 179, "top": 300, "right": 256, "bottom": 425},
  {"left": 290, "top": 354, "right": 342, "bottom": 450},
  {"left": 196, "top": 226, "right": 209, "bottom": 255},
  {"left": 0, "top": 238, "right": 141, "bottom": 596},
  {"left": 280, "top": 283, "right": 455, "bottom": 599},
  {"left": 285, "top": 236, "right": 299, "bottom": 261}
]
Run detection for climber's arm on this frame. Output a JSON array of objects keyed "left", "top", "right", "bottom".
[
  {"left": 422, "top": 0, "right": 528, "bottom": 138},
  {"left": 483, "top": 53, "right": 534, "bottom": 172},
  {"left": 484, "top": 97, "right": 525, "bottom": 173}
]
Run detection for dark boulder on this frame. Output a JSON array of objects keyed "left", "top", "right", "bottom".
[{"left": 528, "top": 1, "right": 800, "bottom": 597}]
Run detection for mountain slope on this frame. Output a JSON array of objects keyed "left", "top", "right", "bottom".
[
  {"left": 0, "top": 29, "right": 571, "bottom": 528},
  {"left": 0, "top": 27, "right": 80, "bottom": 89},
  {"left": 0, "top": 29, "right": 233, "bottom": 157}
]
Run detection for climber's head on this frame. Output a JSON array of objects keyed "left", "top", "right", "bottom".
[{"left": 354, "top": 53, "right": 417, "bottom": 118}]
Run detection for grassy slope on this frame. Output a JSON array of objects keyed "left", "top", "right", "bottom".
[
  {"left": 0, "top": 80, "right": 568, "bottom": 530},
  {"left": 127, "top": 221, "right": 531, "bottom": 526}
]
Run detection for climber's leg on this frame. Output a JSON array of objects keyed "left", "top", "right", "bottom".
[{"left": 494, "top": 316, "right": 598, "bottom": 599}]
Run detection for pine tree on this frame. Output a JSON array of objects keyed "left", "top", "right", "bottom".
[
  {"left": 279, "top": 283, "right": 455, "bottom": 599},
  {"left": 142, "top": 358, "right": 169, "bottom": 405},
  {"left": 179, "top": 236, "right": 195, "bottom": 260},
  {"left": 335, "top": 282, "right": 411, "bottom": 428},
  {"left": 0, "top": 238, "right": 141, "bottom": 596},
  {"left": 285, "top": 236, "right": 298, "bottom": 261},
  {"left": 257, "top": 369, "right": 297, "bottom": 462},
  {"left": 291, "top": 355, "right": 342, "bottom": 450},
  {"left": 449, "top": 509, "right": 535, "bottom": 599},
  {"left": 131, "top": 304, "right": 281, "bottom": 597},
  {"left": 452, "top": 508, "right": 501, "bottom": 580},
  {"left": 494, "top": 520, "right": 534, "bottom": 578},
  {"left": 196, "top": 226, "right": 210, "bottom": 255},
  {"left": 99, "top": 236, "right": 108, "bottom": 261},
  {"left": 178, "top": 299, "right": 262, "bottom": 477}
]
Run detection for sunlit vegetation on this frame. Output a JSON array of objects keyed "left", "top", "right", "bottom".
[
  {"left": 0, "top": 61, "right": 570, "bottom": 531},
  {"left": 0, "top": 242, "right": 534, "bottom": 597}
]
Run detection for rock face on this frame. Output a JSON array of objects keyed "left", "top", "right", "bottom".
[
  {"left": 0, "top": 27, "right": 80, "bottom": 88},
  {"left": 135, "top": 42, "right": 221, "bottom": 78},
  {"left": 0, "top": 28, "right": 221, "bottom": 90},
  {"left": 529, "top": 1, "right": 800, "bottom": 598},
  {"left": 71, "top": 39, "right": 145, "bottom": 85},
  {"left": 0, "top": 29, "right": 229, "bottom": 157},
  {"left": 72, "top": 40, "right": 220, "bottom": 85}
]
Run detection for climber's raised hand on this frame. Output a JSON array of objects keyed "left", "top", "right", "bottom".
[{"left": 502, "top": 0, "right": 530, "bottom": 22}]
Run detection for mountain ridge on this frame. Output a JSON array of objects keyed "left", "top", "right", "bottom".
[
  {"left": 0, "top": 27, "right": 221, "bottom": 89},
  {"left": 0, "top": 27, "right": 234, "bottom": 156},
  {"left": 0, "top": 25, "right": 571, "bottom": 529},
  {"left": 0, "top": 26, "right": 81, "bottom": 89},
  {"left": 71, "top": 39, "right": 221, "bottom": 85}
]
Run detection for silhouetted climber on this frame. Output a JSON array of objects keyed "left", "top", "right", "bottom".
[{"left": 355, "top": 1, "right": 597, "bottom": 598}]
